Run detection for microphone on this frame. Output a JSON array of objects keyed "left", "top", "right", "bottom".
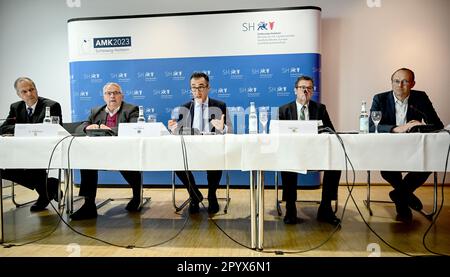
[
  {"left": 303, "top": 89, "right": 308, "bottom": 95},
  {"left": 409, "top": 105, "right": 428, "bottom": 124},
  {"left": 209, "top": 114, "right": 215, "bottom": 122},
  {"left": 0, "top": 117, "right": 16, "bottom": 123},
  {"left": 407, "top": 105, "right": 439, "bottom": 133}
]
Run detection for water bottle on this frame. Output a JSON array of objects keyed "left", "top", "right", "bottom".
[
  {"left": 359, "top": 101, "right": 369, "bottom": 134},
  {"left": 137, "top": 105, "right": 145, "bottom": 123},
  {"left": 43, "top": 106, "right": 52, "bottom": 124},
  {"left": 249, "top": 102, "right": 258, "bottom": 134}
]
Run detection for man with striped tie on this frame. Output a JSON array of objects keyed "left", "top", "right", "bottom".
[{"left": 278, "top": 76, "right": 341, "bottom": 226}]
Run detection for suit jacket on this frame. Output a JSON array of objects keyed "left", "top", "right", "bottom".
[
  {"left": 0, "top": 96, "right": 63, "bottom": 135},
  {"left": 77, "top": 102, "right": 139, "bottom": 135},
  {"left": 278, "top": 100, "right": 336, "bottom": 131},
  {"left": 177, "top": 98, "right": 233, "bottom": 134},
  {"left": 369, "top": 90, "right": 443, "bottom": 133}
]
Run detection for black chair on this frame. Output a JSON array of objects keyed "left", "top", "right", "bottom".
[
  {"left": 274, "top": 171, "right": 338, "bottom": 216},
  {"left": 171, "top": 171, "right": 231, "bottom": 213}
]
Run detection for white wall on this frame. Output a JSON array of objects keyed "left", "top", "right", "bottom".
[{"left": 1, "top": 0, "right": 449, "bottom": 183}]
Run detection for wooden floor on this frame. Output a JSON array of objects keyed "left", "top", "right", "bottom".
[{"left": 1, "top": 184, "right": 449, "bottom": 257}]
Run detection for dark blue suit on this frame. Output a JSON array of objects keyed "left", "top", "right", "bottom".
[
  {"left": 278, "top": 100, "right": 341, "bottom": 215},
  {"left": 174, "top": 98, "right": 231, "bottom": 203},
  {"left": 369, "top": 90, "right": 443, "bottom": 133},
  {"left": 0, "top": 97, "right": 62, "bottom": 196},
  {"left": 369, "top": 90, "right": 443, "bottom": 212}
]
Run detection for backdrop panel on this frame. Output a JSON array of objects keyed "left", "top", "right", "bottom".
[{"left": 68, "top": 7, "right": 322, "bottom": 186}]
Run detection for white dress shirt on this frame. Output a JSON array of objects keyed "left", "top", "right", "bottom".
[{"left": 393, "top": 92, "right": 408, "bottom": 126}]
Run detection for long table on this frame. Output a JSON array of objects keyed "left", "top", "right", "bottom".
[{"left": 1, "top": 133, "right": 449, "bottom": 247}]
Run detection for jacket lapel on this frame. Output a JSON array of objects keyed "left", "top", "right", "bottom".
[
  {"left": 386, "top": 92, "right": 396, "bottom": 123},
  {"left": 289, "top": 101, "right": 298, "bottom": 120}
]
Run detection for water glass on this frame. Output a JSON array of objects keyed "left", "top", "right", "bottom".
[{"left": 371, "top": 111, "right": 382, "bottom": 133}]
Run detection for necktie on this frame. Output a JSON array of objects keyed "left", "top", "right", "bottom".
[
  {"left": 27, "top": 107, "right": 33, "bottom": 118},
  {"left": 299, "top": 105, "right": 306, "bottom": 120},
  {"left": 199, "top": 104, "right": 204, "bottom": 132}
]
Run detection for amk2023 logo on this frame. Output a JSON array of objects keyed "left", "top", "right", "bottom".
[{"left": 242, "top": 21, "right": 275, "bottom": 32}]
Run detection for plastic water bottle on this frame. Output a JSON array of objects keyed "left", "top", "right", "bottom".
[
  {"left": 43, "top": 106, "right": 52, "bottom": 124},
  {"left": 359, "top": 101, "right": 369, "bottom": 134},
  {"left": 249, "top": 102, "right": 258, "bottom": 134},
  {"left": 137, "top": 106, "right": 145, "bottom": 123}
]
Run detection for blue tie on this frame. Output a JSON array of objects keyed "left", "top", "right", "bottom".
[{"left": 27, "top": 107, "right": 33, "bottom": 118}]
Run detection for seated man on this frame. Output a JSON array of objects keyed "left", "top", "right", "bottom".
[
  {"left": 70, "top": 82, "right": 144, "bottom": 220},
  {"left": 369, "top": 68, "right": 444, "bottom": 222},
  {"left": 0, "top": 77, "right": 62, "bottom": 212},
  {"left": 168, "top": 72, "right": 232, "bottom": 214},
  {"left": 278, "top": 75, "right": 341, "bottom": 226}
]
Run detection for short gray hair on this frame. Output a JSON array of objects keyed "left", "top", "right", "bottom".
[
  {"left": 103, "top": 82, "right": 122, "bottom": 93},
  {"left": 14, "top": 77, "right": 36, "bottom": 91}
]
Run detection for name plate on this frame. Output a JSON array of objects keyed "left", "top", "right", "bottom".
[
  {"left": 14, "top": 123, "right": 70, "bottom": 137},
  {"left": 118, "top": 122, "right": 170, "bottom": 137},
  {"left": 269, "top": 120, "right": 320, "bottom": 134}
]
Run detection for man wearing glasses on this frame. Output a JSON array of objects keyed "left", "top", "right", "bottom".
[
  {"left": 70, "top": 82, "right": 144, "bottom": 220},
  {"left": 168, "top": 72, "right": 231, "bottom": 214},
  {"left": 278, "top": 75, "right": 341, "bottom": 225},
  {"left": 369, "top": 68, "right": 443, "bottom": 223}
]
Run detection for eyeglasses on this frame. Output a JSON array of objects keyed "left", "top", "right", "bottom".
[
  {"left": 104, "top": 91, "right": 121, "bottom": 96},
  {"left": 392, "top": 79, "right": 411, "bottom": 86},
  {"left": 191, "top": 86, "right": 208, "bottom": 92},
  {"left": 295, "top": 86, "right": 313, "bottom": 91}
]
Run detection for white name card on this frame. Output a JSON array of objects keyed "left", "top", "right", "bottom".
[
  {"left": 269, "top": 120, "right": 320, "bottom": 134},
  {"left": 118, "top": 122, "right": 170, "bottom": 137},
  {"left": 14, "top": 123, "right": 70, "bottom": 137}
]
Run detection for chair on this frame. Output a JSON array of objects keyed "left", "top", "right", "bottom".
[
  {"left": 62, "top": 122, "right": 151, "bottom": 213},
  {"left": 9, "top": 169, "right": 65, "bottom": 209},
  {"left": 274, "top": 171, "right": 338, "bottom": 216},
  {"left": 363, "top": 171, "right": 438, "bottom": 220},
  {"left": 171, "top": 171, "right": 231, "bottom": 213},
  {"left": 69, "top": 170, "right": 151, "bottom": 213}
]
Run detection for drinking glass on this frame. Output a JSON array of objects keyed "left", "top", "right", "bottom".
[
  {"left": 171, "top": 107, "right": 180, "bottom": 121},
  {"left": 147, "top": 114, "right": 157, "bottom": 123},
  {"left": 259, "top": 106, "right": 268, "bottom": 134},
  {"left": 51, "top": 116, "right": 60, "bottom": 125},
  {"left": 371, "top": 111, "right": 382, "bottom": 133}
]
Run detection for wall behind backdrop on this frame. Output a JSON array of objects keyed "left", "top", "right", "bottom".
[{"left": 1, "top": 0, "right": 449, "bottom": 184}]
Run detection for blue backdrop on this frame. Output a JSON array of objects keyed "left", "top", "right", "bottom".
[{"left": 70, "top": 53, "right": 321, "bottom": 186}]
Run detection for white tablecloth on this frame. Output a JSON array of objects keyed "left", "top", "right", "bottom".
[{"left": 1, "top": 133, "right": 448, "bottom": 172}]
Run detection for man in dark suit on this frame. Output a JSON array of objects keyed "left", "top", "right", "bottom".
[
  {"left": 70, "top": 82, "right": 144, "bottom": 220},
  {"left": 0, "top": 77, "right": 62, "bottom": 211},
  {"left": 278, "top": 76, "right": 341, "bottom": 225},
  {"left": 168, "top": 72, "right": 232, "bottom": 214},
  {"left": 369, "top": 68, "right": 444, "bottom": 222}
]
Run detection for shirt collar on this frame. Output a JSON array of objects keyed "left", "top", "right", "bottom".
[
  {"left": 27, "top": 101, "right": 38, "bottom": 111},
  {"left": 296, "top": 100, "right": 308, "bottom": 109},
  {"left": 195, "top": 97, "right": 209, "bottom": 108},
  {"left": 392, "top": 91, "right": 409, "bottom": 105},
  {"left": 105, "top": 105, "right": 120, "bottom": 116}
]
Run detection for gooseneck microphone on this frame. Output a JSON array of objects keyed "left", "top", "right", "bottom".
[
  {"left": 409, "top": 105, "right": 428, "bottom": 124},
  {"left": 0, "top": 117, "right": 16, "bottom": 123}
]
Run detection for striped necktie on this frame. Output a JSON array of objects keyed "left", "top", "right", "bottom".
[
  {"left": 27, "top": 107, "right": 33, "bottom": 118},
  {"left": 299, "top": 105, "right": 306, "bottom": 120}
]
